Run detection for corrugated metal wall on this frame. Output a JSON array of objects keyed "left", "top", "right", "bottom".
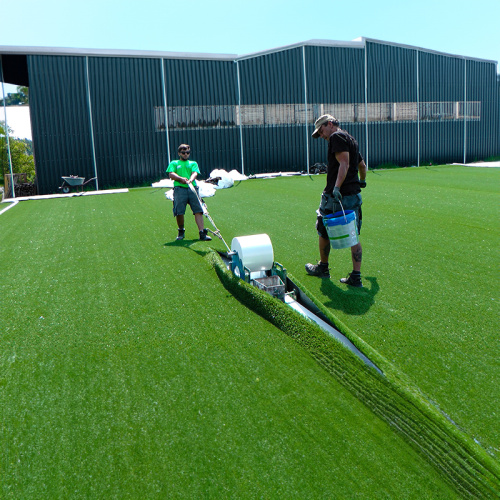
[
  {"left": 366, "top": 41, "right": 418, "bottom": 166},
  {"left": 418, "top": 51, "right": 466, "bottom": 164},
  {"left": 237, "top": 48, "right": 306, "bottom": 174},
  {"left": 89, "top": 57, "right": 167, "bottom": 188},
  {"left": 28, "top": 55, "right": 95, "bottom": 194},
  {"left": 28, "top": 55, "right": 240, "bottom": 193},
  {"left": 24, "top": 41, "right": 499, "bottom": 194},
  {"left": 164, "top": 58, "right": 239, "bottom": 178},
  {"left": 465, "top": 59, "right": 498, "bottom": 161},
  {"left": 305, "top": 45, "right": 366, "bottom": 166}
]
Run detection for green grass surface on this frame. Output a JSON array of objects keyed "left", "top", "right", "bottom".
[
  {"left": 1, "top": 165, "right": 499, "bottom": 497},
  {"left": 205, "top": 166, "right": 499, "bottom": 456},
  {"left": 209, "top": 249, "right": 498, "bottom": 497}
]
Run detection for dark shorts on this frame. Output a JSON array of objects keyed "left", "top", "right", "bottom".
[
  {"left": 316, "top": 192, "right": 363, "bottom": 239},
  {"left": 172, "top": 186, "right": 203, "bottom": 216}
]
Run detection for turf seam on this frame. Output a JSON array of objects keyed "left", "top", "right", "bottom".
[{"left": 207, "top": 250, "right": 500, "bottom": 498}]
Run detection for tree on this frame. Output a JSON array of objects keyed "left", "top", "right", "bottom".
[
  {"left": 0, "top": 121, "right": 35, "bottom": 183},
  {"left": 0, "top": 86, "right": 29, "bottom": 106},
  {"left": 17, "top": 86, "right": 29, "bottom": 104}
]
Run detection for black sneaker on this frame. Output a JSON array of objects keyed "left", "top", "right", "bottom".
[
  {"left": 305, "top": 262, "right": 330, "bottom": 278},
  {"left": 176, "top": 229, "right": 185, "bottom": 241},
  {"left": 199, "top": 229, "right": 212, "bottom": 241},
  {"left": 339, "top": 272, "right": 363, "bottom": 287}
]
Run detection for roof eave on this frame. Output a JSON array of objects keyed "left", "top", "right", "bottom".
[{"left": 0, "top": 45, "right": 237, "bottom": 61}]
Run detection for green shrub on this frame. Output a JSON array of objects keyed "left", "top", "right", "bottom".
[{"left": 0, "top": 122, "right": 35, "bottom": 181}]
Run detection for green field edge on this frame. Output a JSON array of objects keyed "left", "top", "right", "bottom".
[{"left": 206, "top": 250, "right": 500, "bottom": 499}]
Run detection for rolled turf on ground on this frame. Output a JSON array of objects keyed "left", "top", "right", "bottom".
[{"left": 0, "top": 164, "right": 498, "bottom": 497}]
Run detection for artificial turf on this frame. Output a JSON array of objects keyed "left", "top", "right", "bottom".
[
  {"left": 0, "top": 165, "right": 498, "bottom": 497},
  {"left": 204, "top": 166, "right": 499, "bottom": 456},
  {"left": 209, "top": 250, "right": 499, "bottom": 497}
]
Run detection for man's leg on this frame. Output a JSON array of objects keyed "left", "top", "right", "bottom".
[
  {"left": 194, "top": 212, "right": 204, "bottom": 231},
  {"left": 319, "top": 235, "right": 330, "bottom": 264},
  {"left": 350, "top": 242, "right": 362, "bottom": 272},
  {"left": 340, "top": 241, "right": 362, "bottom": 286},
  {"left": 175, "top": 214, "right": 185, "bottom": 240},
  {"left": 339, "top": 195, "right": 363, "bottom": 286},
  {"left": 195, "top": 212, "right": 212, "bottom": 241},
  {"left": 173, "top": 187, "right": 187, "bottom": 240},
  {"left": 305, "top": 211, "right": 331, "bottom": 278},
  {"left": 306, "top": 235, "right": 331, "bottom": 278},
  {"left": 187, "top": 189, "right": 210, "bottom": 240}
]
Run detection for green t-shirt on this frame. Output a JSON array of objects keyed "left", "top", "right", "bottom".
[{"left": 166, "top": 160, "right": 200, "bottom": 188}]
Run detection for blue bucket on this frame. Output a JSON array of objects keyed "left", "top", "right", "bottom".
[{"left": 323, "top": 210, "right": 359, "bottom": 249}]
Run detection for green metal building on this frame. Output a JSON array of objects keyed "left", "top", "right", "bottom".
[{"left": 1, "top": 38, "right": 498, "bottom": 195}]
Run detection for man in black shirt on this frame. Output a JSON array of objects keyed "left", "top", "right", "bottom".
[{"left": 305, "top": 114, "right": 367, "bottom": 287}]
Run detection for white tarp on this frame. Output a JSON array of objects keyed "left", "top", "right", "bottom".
[
  {"left": 452, "top": 161, "right": 500, "bottom": 168},
  {"left": 152, "top": 178, "right": 174, "bottom": 188},
  {"left": 160, "top": 168, "right": 249, "bottom": 202},
  {"left": 228, "top": 169, "right": 248, "bottom": 181},
  {"left": 154, "top": 168, "right": 249, "bottom": 190},
  {"left": 164, "top": 181, "right": 216, "bottom": 201},
  {"left": 208, "top": 169, "right": 234, "bottom": 189}
]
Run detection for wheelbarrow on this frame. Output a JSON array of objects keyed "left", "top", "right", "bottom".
[{"left": 59, "top": 176, "right": 97, "bottom": 193}]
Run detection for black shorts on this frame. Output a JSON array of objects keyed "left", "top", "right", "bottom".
[{"left": 172, "top": 186, "right": 203, "bottom": 216}]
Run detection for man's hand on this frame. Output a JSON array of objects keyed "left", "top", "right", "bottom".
[
  {"left": 359, "top": 179, "right": 366, "bottom": 188},
  {"left": 332, "top": 186, "right": 342, "bottom": 203}
]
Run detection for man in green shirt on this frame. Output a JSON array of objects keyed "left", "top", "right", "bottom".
[{"left": 167, "top": 144, "right": 212, "bottom": 241}]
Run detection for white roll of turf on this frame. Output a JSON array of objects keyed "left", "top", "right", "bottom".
[{"left": 231, "top": 234, "right": 274, "bottom": 272}]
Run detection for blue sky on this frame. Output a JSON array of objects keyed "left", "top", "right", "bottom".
[
  {"left": 1, "top": 0, "right": 499, "bottom": 60},
  {"left": 1, "top": 0, "right": 499, "bottom": 96}
]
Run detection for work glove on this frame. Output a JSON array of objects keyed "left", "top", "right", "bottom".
[
  {"left": 359, "top": 179, "right": 367, "bottom": 188},
  {"left": 332, "top": 186, "right": 342, "bottom": 203}
]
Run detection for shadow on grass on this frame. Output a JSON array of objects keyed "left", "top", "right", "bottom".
[
  {"left": 164, "top": 238, "right": 213, "bottom": 257},
  {"left": 318, "top": 276, "right": 379, "bottom": 316}
]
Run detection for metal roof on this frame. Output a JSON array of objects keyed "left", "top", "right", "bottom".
[
  {"left": 359, "top": 37, "right": 498, "bottom": 65},
  {"left": 237, "top": 38, "right": 497, "bottom": 65},
  {"left": 235, "top": 39, "right": 364, "bottom": 61},
  {"left": 0, "top": 38, "right": 497, "bottom": 65},
  {"left": 0, "top": 45, "right": 237, "bottom": 61}
]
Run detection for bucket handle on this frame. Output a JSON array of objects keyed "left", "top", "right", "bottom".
[{"left": 339, "top": 199, "right": 347, "bottom": 223}]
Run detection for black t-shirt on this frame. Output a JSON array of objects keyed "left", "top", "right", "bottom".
[{"left": 325, "top": 129, "right": 364, "bottom": 196}]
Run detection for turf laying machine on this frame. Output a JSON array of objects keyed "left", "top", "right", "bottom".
[
  {"left": 187, "top": 182, "right": 287, "bottom": 301},
  {"left": 229, "top": 233, "right": 287, "bottom": 301},
  {"left": 189, "top": 182, "right": 381, "bottom": 373},
  {"left": 217, "top": 230, "right": 381, "bottom": 373}
]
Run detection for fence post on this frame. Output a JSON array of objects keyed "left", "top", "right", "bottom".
[
  {"left": 1, "top": 79, "right": 15, "bottom": 198},
  {"left": 302, "top": 45, "right": 310, "bottom": 174}
]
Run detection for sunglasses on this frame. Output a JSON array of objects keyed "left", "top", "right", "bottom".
[{"left": 180, "top": 150, "right": 191, "bottom": 154}]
